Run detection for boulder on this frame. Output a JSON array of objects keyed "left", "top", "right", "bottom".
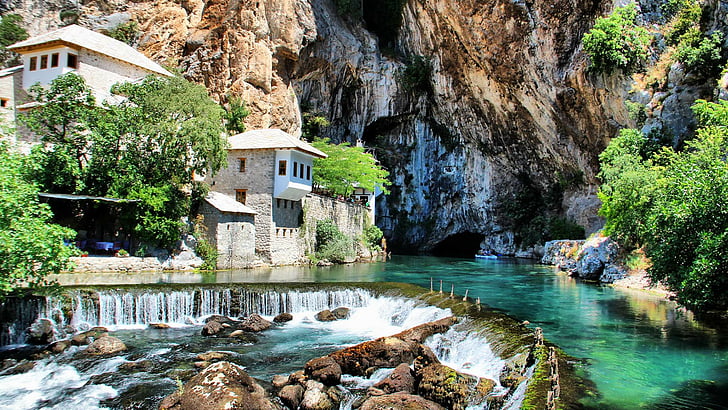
[
  {"left": 240, "top": 314, "right": 272, "bottom": 332},
  {"left": 331, "top": 307, "right": 350, "bottom": 320},
  {"left": 360, "top": 393, "right": 446, "bottom": 410},
  {"left": 149, "top": 323, "right": 171, "bottom": 329},
  {"left": 304, "top": 356, "right": 342, "bottom": 386},
  {"left": 272, "top": 374, "right": 290, "bottom": 389},
  {"left": 71, "top": 328, "right": 109, "bottom": 346},
  {"left": 0, "top": 360, "right": 36, "bottom": 376},
  {"left": 27, "top": 318, "right": 55, "bottom": 344},
  {"left": 273, "top": 313, "right": 293, "bottom": 323},
  {"left": 314, "top": 310, "right": 336, "bottom": 322},
  {"left": 85, "top": 336, "right": 127, "bottom": 355},
  {"left": 204, "top": 315, "right": 234, "bottom": 324},
  {"left": 201, "top": 320, "right": 224, "bottom": 336},
  {"left": 300, "top": 380, "right": 337, "bottom": 410},
  {"left": 417, "top": 363, "right": 495, "bottom": 410},
  {"left": 49, "top": 339, "right": 72, "bottom": 354},
  {"left": 161, "top": 361, "right": 279, "bottom": 410},
  {"left": 392, "top": 316, "right": 458, "bottom": 343},
  {"left": 329, "top": 336, "right": 420, "bottom": 376},
  {"left": 278, "top": 384, "right": 304, "bottom": 409},
  {"left": 196, "top": 351, "right": 232, "bottom": 361},
  {"left": 373, "top": 363, "right": 416, "bottom": 394}
]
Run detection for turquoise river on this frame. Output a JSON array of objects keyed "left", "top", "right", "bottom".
[{"left": 44, "top": 256, "right": 728, "bottom": 408}]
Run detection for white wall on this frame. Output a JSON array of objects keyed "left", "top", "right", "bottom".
[
  {"left": 21, "top": 46, "right": 77, "bottom": 90},
  {"left": 273, "top": 150, "right": 314, "bottom": 200}
]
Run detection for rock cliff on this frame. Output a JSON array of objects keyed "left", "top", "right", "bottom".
[{"left": 5, "top": 0, "right": 725, "bottom": 255}]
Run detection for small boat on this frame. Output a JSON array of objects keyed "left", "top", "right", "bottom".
[{"left": 475, "top": 254, "right": 497, "bottom": 260}]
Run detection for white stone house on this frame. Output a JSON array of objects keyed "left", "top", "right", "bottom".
[
  {"left": 199, "top": 191, "right": 257, "bottom": 270},
  {"left": 207, "top": 128, "right": 328, "bottom": 266},
  {"left": 0, "top": 24, "right": 171, "bottom": 142}
]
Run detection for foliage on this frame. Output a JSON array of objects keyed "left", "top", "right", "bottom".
[
  {"left": 665, "top": 0, "right": 702, "bottom": 45},
  {"left": 598, "top": 99, "right": 728, "bottom": 311},
  {"left": 107, "top": 21, "right": 140, "bottom": 45},
  {"left": 0, "top": 142, "right": 76, "bottom": 296},
  {"left": 223, "top": 96, "right": 250, "bottom": 134},
  {"left": 315, "top": 219, "right": 355, "bottom": 263},
  {"left": 398, "top": 55, "right": 432, "bottom": 94},
  {"left": 301, "top": 111, "right": 330, "bottom": 141},
  {"left": 362, "top": 224, "right": 383, "bottom": 250},
  {"left": 22, "top": 74, "right": 227, "bottom": 249},
  {"left": 192, "top": 215, "right": 217, "bottom": 270},
  {"left": 311, "top": 137, "right": 390, "bottom": 197},
  {"left": 0, "top": 14, "right": 28, "bottom": 67},
  {"left": 582, "top": 3, "right": 651, "bottom": 74},
  {"left": 674, "top": 30, "right": 725, "bottom": 78},
  {"left": 547, "top": 217, "right": 586, "bottom": 241},
  {"left": 625, "top": 100, "right": 647, "bottom": 125}
]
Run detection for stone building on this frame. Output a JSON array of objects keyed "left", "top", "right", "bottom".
[
  {"left": 207, "top": 128, "right": 330, "bottom": 266},
  {"left": 199, "top": 191, "right": 257, "bottom": 270},
  {"left": 0, "top": 24, "right": 171, "bottom": 143}
]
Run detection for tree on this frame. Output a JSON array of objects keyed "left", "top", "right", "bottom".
[
  {"left": 582, "top": 3, "right": 651, "bottom": 74},
  {"left": 0, "top": 142, "right": 75, "bottom": 296},
  {"left": 0, "top": 14, "right": 28, "bottom": 68},
  {"left": 22, "top": 74, "right": 228, "bottom": 248},
  {"left": 223, "top": 96, "right": 250, "bottom": 134},
  {"left": 598, "top": 99, "right": 728, "bottom": 312},
  {"left": 311, "top": 137, "right": 390, "bottom": 197}
]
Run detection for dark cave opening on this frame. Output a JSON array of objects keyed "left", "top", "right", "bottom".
[{"left": 430, "top": 232, "right": 485, "bottom": 258}]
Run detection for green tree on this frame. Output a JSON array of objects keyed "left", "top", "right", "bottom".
[
  {"left": 582, "top": 3, "right": 651, "bottom": 74},
  {"left": 311, "top": 137, "right": 390, "bottom": 197},
  {"left": 0, "top": 142, "right": 75, "bottom": 296},
  {"left": 22, "top": 74, "right": 228, "bottom": 249},
  {"left": 223, "top": 96, "right": 250, "bottom": 134},
  {"left": 598, "top": 99, "right": 728, "bottom": 312},
  {"left": 107, "top": 21, "right": 140, "bottom": 45},
  {"left": 0, "top": 14, "right": 28, "bottom": 67}
]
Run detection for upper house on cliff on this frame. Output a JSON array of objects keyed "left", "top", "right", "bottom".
[{"left": 0, "top": 24, "right": 171, "bottom": 143}]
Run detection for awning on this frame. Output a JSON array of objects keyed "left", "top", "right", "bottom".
[{"left": 39, "top": 193, "right": 140, "bottom": 204}]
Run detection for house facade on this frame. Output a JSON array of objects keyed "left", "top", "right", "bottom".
[
  {"left": 207, "top": 128, "right": 329, "bottom": 266},
  {"left": 0, "top": 24, "right": 171, "bottom": 143}
]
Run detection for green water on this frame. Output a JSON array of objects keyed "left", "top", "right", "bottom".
[{"left": 54, "top": 256, "right": 728, "bottom": 408}]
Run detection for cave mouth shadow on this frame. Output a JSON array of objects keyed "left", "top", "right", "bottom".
[{"left": 431, "top": 232, "right": 485, "bottom": 258}]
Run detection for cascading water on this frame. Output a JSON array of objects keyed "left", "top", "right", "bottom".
[{"left": 0, "top": 286, "right": 518, "bottom": 409}]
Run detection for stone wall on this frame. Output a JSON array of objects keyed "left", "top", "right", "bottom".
[
  {"left": 301, "top": 193, "right": 369, "bottom": 256},
  {"left": 199, "top": 201, "right": 256, "bottom": 270}
]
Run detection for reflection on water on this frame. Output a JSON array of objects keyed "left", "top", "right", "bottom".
[{"left": 50, "top": 255, "right": 728, "bottom": 409}]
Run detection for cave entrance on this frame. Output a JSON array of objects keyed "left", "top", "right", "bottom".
[{"left": 431, "top": 232, "right": 485, "bottom": 258}]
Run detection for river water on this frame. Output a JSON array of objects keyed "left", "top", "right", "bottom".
[{"left": 5, "top": 255, "right": 728, "bottom": 409}]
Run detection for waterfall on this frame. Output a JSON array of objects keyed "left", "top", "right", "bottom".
[
  {"left": 0, "top": 296, "right": 45, "bottom": 345},
  {"left": 57, "top": 287, "right": 376, "bottom": 329}
]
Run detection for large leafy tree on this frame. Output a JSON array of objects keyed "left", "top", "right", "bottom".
[
  {"left": 0, "top": 142, "right": 75, "bottom": 296},
  {"left": 311, "top": 138, "right": 390, "bottom": 197},
  {"left": 598, "top": 99, "right": 728, "bottom": 312},
  {"left": 23, "top": 74, "right": 228, "bottom": 248}
]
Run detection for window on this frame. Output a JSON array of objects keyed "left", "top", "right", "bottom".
[
  {"left": 238, "top": 158, "right": 246, "bottom": 172},
  {"left": 51, "top": 53, "right": 59, "bottom": 68},
  {"left": 306, "top": 165, "right": 311, "bottom": 180},
  {"left": 300, "top": 163, "right": 305, "bottom": 179},
  {"left": 67, "top": 53, "right": 77, "bottom": 69},
  {"left": 29, "top": 56, "right": 37, "bottom": 71},
  {"left": 40, "top": 55, "right": 48, "bottom": 69},
  {"left": 235, "top": 189, "right": 247, "bottom": 204},
  {"left": 293, "top": 161, "right": 298, "bottom": 177},
  {"left": 0, "top": 99, "right": 7, "bottom": 108},
  {"left": 278, "top": 160, "right": 287, "bottom": 176}
]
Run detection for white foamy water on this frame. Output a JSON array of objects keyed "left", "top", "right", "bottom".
[{"left": 0, "top": 349, "right": 121, "bottom": 410}]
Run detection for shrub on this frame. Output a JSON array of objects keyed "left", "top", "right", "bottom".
[
  {"left": 316, "top": 219, "right": 355, "bottom": 263},
  {"left": 674, "top": 31, "right": 725, "bottom": 79},
  {"left": 582, "top": 3, "right": 651, "bottom": 74},
  {"left": 362, "top": 225, "right": 383, "bottom": 250},
  {"left": 665, "top": 0, "right": 702, "bottom": 45},
  {"left": 108, "top": 21, "right": 140, "bottom": 45},
  {"left": 398, "top": 55, "right": 432, "bottom": 94},
  {"left": 192, "top": 215, "right": 218, "bottom": 270}
]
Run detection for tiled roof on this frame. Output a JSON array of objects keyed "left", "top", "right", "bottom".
[
  {"left": 205, "top": 191, "right": 257, "bottom": 214},
  {"left": 228, "top": 128, "right": 327, "bottom": 158},
  {"left": 8, "top": 25, "right": 171, "bottom": 77}
]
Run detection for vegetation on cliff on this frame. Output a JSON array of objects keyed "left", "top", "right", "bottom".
[
  {"left": 599, "top": 99, "right": 728, "bottom": 312},
  {"left": 22, "top": 74, "right": 227, "bottom": 249},
  {"left": 0, "top": 14, "right": 27, "bottom": 68}
]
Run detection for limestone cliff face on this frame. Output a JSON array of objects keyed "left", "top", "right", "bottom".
[{"left": 9, "top": 0, "right": 720, "bottom": 255}]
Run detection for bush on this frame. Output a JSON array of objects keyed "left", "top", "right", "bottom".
[
  {"left": 362, "top": 225, "right": 383, "bottom": 250},
  {"left": 316, "top": 219, "right": 355, "bottom": 263},
  {"left": 108, "top": 21, "right": 140, "bottom": 45},
  {"left": 665, "top": 0, "right": 702, "bottom": 45},
  {"left": 582, "top": 3, "right": 651, "bottom": 74},
  {"left": 398, "top": 55, "right": 432, "bottom": 94},
  {"left": 674, "top": 31, "right": 725, "bottom": 78},
  {"left": 192, "top": 215, "right": 217, "bottom": 270}
]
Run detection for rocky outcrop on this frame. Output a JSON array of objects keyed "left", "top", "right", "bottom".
[
  {"left": 542, "top": 236, "right": 627, "bottom": 282},
  {"left": 201, "top": 314, "right": 272, "bottom": 336},
  {"left": 304, "top": 356, "right": 342, "bottom": 386},
  {"left": 160, "top": 361, "right": 280, "bottom": 410},
  {"left": 26, "top": 318, "right": 55, "bottom": 344},
  {"left": 418, "top": 362, "right": 495, "bottom": 409},
  {"left": 273, "top": 312, "right": 293, "bottom": 323},
  {"left": 372, "top": 363, "right": 416, "bottom": 394},
  {"left": 360, "top": 393, "right": 446, "bottom": 410}
]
